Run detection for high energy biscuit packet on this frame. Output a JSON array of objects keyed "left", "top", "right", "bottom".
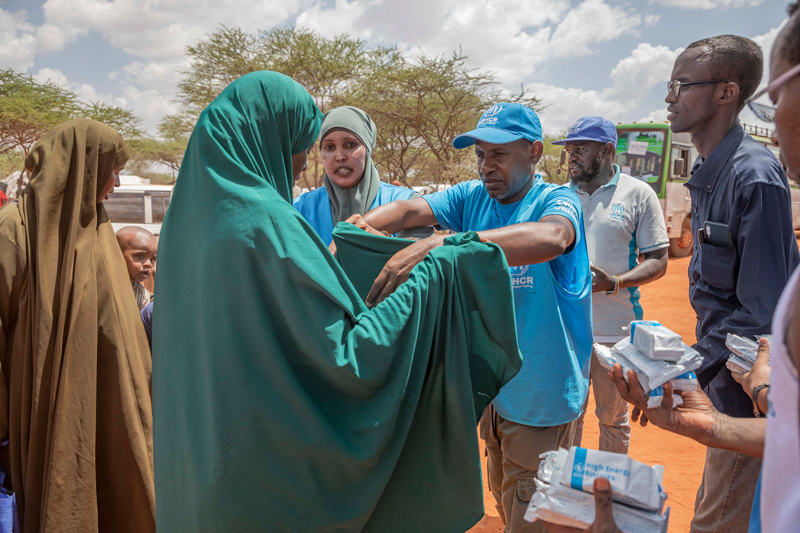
[{"left": 526, "top": 447, "right": 669, "bottom": 532}]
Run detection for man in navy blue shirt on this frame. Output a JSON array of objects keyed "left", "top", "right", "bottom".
[{"left": 666, "top": 34, "right": 800, "bottom": 533}]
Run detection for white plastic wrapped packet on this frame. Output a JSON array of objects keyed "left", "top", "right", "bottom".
[
  {"left": 648, "top": 386, "right": 685, "bottom": 409},
  {"left": 607, "top": 338, "right": 702, "bottom": 393},
  {"left": 525, "top": 479, "right": 670, "bottom": 532},
  {"left": 726, "top": 354, "right": 752, "bottom": 374},
  {"left": 629, "top": 321, "right": 684, "bottom": 361},
  {"left": 561, "top": 446, "right": 667, "bottom": 512},
  {"left": 669, "top": 371, "right": 698, "bottom": 391},
  {"left": 594, "top": 343, "right": 640, "bottom": 380},
  {"left": 726, "top": 333, "right": 759, "bottom": 364}
]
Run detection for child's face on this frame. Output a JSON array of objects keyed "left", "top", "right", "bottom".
[{"left": 122, "top": 234, "right": 158, "bottom": 283}]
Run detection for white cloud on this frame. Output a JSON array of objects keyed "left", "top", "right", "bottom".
[
  {"left": 529, "top": 83, "right": 634, "bottom": 134},
  {"left": 0, "top": 8, "right": 38, "bottom": 71},
  {"left": 33, "top": 67, "right": 71, "bottom": 87},
  {"left": 752, "top": 23, "right": 784, "bottom": 65},
  {"left": 607, "top": 43, "right": 683, "bottom": 96},
  {"left": 532, "top": 41, "right": 683, "bottom": 133},
  {"left": 652, "top": 0, "right": 764, "bottom": 9},
  {"left": 36, "top": 0, "right": 301, "bottom": 61},
  {"left": 297, "top": 0, "right": 640, "bottom": 82},
  {"left": 638, "top": 107, "right": 669, "bottom": 124},
  {"left": 547, "top": 0, "right": 641, "bottom": 56},
  {"left": 644, "top": 14, "right": 661, "bottom": 26},
  {"left": 121, "top": 61, "right": 186, "bottom": 95},
  {"left": 117, "top": 86, "right": 178, "bottom": 133}
]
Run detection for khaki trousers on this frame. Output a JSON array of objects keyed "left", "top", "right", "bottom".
[
  {"left": 573, "top": 348, "right": 631, "bottom": 454},
  {"left": 479, "top": 404, "right": 577, "bottom": 533},
  {"left": 690, "top": 446, "right": 762, "bottom": 533}
]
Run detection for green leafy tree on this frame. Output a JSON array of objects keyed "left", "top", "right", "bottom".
[
  {"left": 359, "top": 52, "right": 541, "bottom": 187},
  {"left": 0, "top": 69, "right": 145, "bottom": 193},
  {"left": 174, "top": 26, "right": 544, "bottom": 190},
  {"left": 83, "top": 101, "right": 144, "bottom": 140},
  {"left": 0, "top": 69, "right": 81, "bottom": 192},
  {"left": 539, "top": 130, "right": 570, "bottom": 184}
]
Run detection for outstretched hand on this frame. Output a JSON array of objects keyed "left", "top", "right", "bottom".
[
  {"left": 542, "top": 478, "right": 622, "bottom": 533},
  {"left": 610, "top": 364, "right": 718, "bottom": 440},
  {"left": 731, "top": 337, "right": 771, "bottom": 396},
  {"left": 329, "top": 214, "right": 392, "bottom": 255},
  {"left": 365, "top": 235, "right": 446, "bottom": 307},
  {"left": 344, "top": 214, "right": 386, "bottom": 237}
]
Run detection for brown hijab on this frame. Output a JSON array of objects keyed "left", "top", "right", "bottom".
[{"left": 0, "top": 119, "right": 154, "bottom": 532}]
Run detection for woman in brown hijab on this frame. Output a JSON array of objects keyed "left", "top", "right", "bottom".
[{"left": 0, "top": 119, "right": 155, "bottom": 532}]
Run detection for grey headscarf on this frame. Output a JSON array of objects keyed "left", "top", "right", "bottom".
[{"left": 320, "top": 106, "right": 381, "bottom": 224}]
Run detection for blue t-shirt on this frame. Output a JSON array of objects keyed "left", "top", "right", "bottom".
[
  {"left": 424, "top": 177, "right": 592, "bottom": 426},
  {"left": 294, "top": 182, "right": 419, "bottom": 246}
]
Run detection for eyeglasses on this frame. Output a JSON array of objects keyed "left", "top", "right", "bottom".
[
  {"left": 667, "top": 79, "right": 731, "bottom": 97},
  {"left": 746, "top": 62, "right": 800, "bottom": 123}
]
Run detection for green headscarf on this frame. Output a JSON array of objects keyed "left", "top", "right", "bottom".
[
  {"left": 154, "top": 71, "right": 521, "bottom": 531},
  {"left": 321, "top": 106, "right": 381, "bottom": 223}
]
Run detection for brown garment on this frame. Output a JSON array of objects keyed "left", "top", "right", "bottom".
[{"left": 0, "top": 119, "right": 155, "bottom": 532}]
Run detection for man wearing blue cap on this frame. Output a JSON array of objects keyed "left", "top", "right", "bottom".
[
  {"left": 360, "top": 102, "right": 592, "bottom": 533},
  {"left": 553, "top": 116, "right": 669, "bottom": 455}
]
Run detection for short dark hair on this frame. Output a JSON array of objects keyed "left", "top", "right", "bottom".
[
  {"left": 777, "top": 3, "right": 800, "bottom": 65},
  {"left": 685, "top": 35, "right": 763, "bottom": 110}
]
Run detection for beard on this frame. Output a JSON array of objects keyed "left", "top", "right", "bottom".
[{"left": 572, "top": 153, "right": 603, "bottom": 183}]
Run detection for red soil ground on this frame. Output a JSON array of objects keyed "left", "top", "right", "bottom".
[{"left": 468, "top": 253, "right": 708, "bottom": 533}]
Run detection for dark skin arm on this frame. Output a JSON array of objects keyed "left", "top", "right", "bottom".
[
  {"left": 610, "top": 364, "right": 765, "bottom": 458},
  {"left": 591, "top": 248, "right": 668, "bottom": 293},
  {"left": 361, "top": 198, "right": 575, "bottom": 307}
]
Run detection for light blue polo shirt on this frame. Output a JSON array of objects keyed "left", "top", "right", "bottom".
[
  {"left": 424, "top": 177, "right": 592, "bottom": 427},
  {"left": 570, "top": 165, "right": 669, "bottom": 340},
  {"left": 294, "top": 182, "right": 421, "bottom": 246}
]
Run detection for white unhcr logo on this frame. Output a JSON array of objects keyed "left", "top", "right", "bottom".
[{"left": 484, "top": 104, "right": 503, "bottom": 118}]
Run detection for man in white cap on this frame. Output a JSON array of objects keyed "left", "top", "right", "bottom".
[
  {"left": 553, "top": 116, "right": 669, "bottom": 455},
  {"left": 360, "top": 102, "right": 592, "bottom": 533}
]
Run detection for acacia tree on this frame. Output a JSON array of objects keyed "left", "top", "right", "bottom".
[
  {"left": 173, "top": 26, "right": 544, "bottom": 190},
  {"left": 0, "top": 69, "right": 144, "bottom": 193},
  {"left": 0, "top": 69, "right": 80, "bottom": 188},
  {"left": 539, "top": 131, "right": 570, "bottom": 184},
  {"left": 359, "top": 53, "right": 541, "bottom": 187}
]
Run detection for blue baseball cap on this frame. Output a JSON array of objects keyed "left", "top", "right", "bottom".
[
  {"left": 551, "top": 116, "right": 617, "bottom": 146},
  {"left": 452, "top": 103, "right": 543, "bottom": 149}
]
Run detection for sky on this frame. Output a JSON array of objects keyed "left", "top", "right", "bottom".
[{"left": 0, "top": 0, "right": 791, "bottom": 136}]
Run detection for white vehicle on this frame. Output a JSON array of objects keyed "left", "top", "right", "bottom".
[{"left": 105, "top": 184, "right": 174, "bottom": 236}]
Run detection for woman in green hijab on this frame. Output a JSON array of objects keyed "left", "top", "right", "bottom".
[
  {"left": 154, "top": 71, "right": 522, "bottom": 532},
  {"left": 293, "top": 106, "right": 432, "bottom": 246}
]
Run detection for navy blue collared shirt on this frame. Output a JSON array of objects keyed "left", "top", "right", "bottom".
[{"left": 687, "top": 124, "right": 799, "bottom": 417}]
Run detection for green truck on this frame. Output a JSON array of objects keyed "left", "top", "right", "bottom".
[{"left": 613, "top": 122, "right": 800, "bottom": 257}]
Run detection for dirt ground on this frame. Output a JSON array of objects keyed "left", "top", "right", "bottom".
[{"left": 468, "top": 253, "right": 707, "bottom": 533}]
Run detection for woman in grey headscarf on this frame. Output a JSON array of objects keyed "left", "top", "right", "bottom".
[{"left": 293, "top": 106, "right": 432, "bottom": 246}]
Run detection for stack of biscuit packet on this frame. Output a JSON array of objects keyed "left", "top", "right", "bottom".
[
  {"left": 594, "top": 321, "right": 702, "bottom": 408},
  {"left": 525, "top": 446, "right": 670, "bottom": 532},
  {"left": 725, "top": 333, "right": 771, "bottom": 374}
]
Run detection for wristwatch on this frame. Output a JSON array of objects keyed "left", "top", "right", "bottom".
[
  {"left": 751, "top": 383, "right": 770, "bottom": 417},
  {"left": 605, "top": 276, "right": 623, "bottom": 296}
]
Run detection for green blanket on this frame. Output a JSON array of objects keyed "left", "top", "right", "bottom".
[{"left": 153, "top": 71, "right": 522, "bottom": 532}]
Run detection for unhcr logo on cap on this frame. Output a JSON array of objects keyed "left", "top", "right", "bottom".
[
  {"left": 484, "top": 104, "right": 503, "bottom": 117},
  {"left": 478, "top": 104, "right": 503, "bottom": 126},
  {"left": 569, "top": 120, "right": 583, "bottom": 133}
]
